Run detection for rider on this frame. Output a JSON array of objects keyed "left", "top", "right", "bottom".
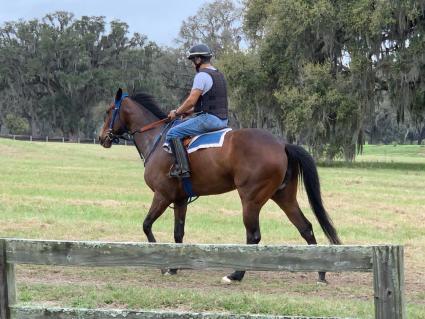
[{"left": 165, "top": 44, "right": 229, "bottom": 178}]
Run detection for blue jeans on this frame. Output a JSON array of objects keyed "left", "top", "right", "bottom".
[{"left": 165, "top": 113, "right": 228, "bottom": 142}]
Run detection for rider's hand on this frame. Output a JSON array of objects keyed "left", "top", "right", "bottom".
[{"left": 168, "top": 109, "right": 178, "bottom": 120}]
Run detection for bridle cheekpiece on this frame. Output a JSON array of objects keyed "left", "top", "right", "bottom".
[{"left": 107, "top": 93, "right": 129, "bottom": 143}]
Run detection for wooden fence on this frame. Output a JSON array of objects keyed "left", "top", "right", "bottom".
[
  {"left": 0, "top": 134, "right": 133, "bottom": 145},
  {"left": 0, "top": 239, "right": 405, "bottom": 319}
]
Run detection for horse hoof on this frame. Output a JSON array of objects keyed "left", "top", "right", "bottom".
[
  {"left": 221, "top": 276, "right": 236, "bottom": 285},
  {"left": 162, "top": 269, "right": 178, "bottom": 276},
  {"left": 317, "top": 279, "right": 328, "bottom": 285}
]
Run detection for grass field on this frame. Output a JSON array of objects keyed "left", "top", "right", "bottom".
[{"left": 0, "top": 138, "right": 424, "bottom": 318}]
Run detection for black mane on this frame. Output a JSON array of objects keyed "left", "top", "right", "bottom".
[{"left": 131, "top": 92, "right": 167, "bottom": 119}]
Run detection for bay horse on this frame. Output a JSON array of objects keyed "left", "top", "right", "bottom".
[{"left": 98, "top": 88, "right": 341, "bottom": 284}]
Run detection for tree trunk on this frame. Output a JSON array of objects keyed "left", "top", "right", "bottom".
[
  {"left": 417, "top": 125, "right": 425, "bottom": 145},
  {"left": 256, "top": 101, "right": 262, "bottom": 129}
]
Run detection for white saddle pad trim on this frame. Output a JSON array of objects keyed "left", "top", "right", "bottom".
[{"left": 187, "top": 128, "right": 232, "bottom": 154}]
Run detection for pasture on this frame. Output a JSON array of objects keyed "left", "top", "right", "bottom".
[{"left": 0, "top": 139, "right": 424, "bottom": 318}]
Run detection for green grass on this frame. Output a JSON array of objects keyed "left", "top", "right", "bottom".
[
  {"left": 18, "top": 282, "right": 374, "bottom": 317},
  {"left": 0, "top": 139, "right": 424, "bottom": 318}
]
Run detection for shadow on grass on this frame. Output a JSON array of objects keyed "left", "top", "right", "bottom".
[{"left": 317, "top": 161, "right": 425, "bottom": 171}]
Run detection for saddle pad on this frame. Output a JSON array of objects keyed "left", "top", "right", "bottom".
[{"left": 187, "top": 128, "right": 232, "bottom": 154}]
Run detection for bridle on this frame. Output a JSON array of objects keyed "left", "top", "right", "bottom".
[
  {"left": 107, "top": 94, "right": 170, "bottom": 142},
  {"left": 106, "top": 93, "right": 129, "bottom": 144},
  {"left": 105, "top": 94, "right": 172, "bottom": 163}
]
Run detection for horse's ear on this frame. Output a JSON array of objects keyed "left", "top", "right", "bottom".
[{"left": 115, "top": 88, "right": 123, "bottom": 101}]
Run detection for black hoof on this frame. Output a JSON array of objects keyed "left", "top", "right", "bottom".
[
  {"left": 317, "top": 279, "right": 329, "bottom": 285},
  {"left": 168, "top": 268, "right": 178, "bottom": 275},
  {"left": 221, "top": 275, "right": 240, "bottom": 284},
  {"left": 162, "top": 268, "right": 178, "bottom": 276}
]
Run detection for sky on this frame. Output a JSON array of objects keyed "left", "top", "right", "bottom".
[{"left": 0, "top": 0, "right": 208, "bottom": 47}]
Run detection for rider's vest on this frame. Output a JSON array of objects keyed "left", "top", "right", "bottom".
[{"left": 194, "top": 68, "right": 228, "bottom": 120}]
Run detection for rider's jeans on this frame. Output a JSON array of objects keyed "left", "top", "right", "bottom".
[{"left": 165, "top": 113, "right": 228, "bottom": 142}]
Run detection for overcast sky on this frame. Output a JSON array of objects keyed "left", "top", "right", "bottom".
[{"left": 0, "top": 0, "right": 207, "bottom": 47}]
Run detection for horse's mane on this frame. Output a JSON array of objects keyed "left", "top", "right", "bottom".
[{"left": 131, "top": 92, "right": 167, "bottom": 119}]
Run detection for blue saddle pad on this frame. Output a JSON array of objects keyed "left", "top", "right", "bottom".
[{"left": 187, "top": 128, "right": 232, "bottom": 153}]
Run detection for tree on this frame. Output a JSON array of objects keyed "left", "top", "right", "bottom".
[
  {"left": 237, "top": 0, "right": 425, "bottom": 160},
  {"left": 219, "top": 51, "right": 281, "bottom": 132},
  {"left": 0, "top": 12, "right": 165, "bottom": 138},
  {"left": 275, "top": 62, "right": 362, "bottom": 160},
  {"left": 177, "top": 0, "right": 243, "bottom": 58}
]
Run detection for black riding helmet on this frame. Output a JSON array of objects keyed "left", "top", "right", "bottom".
[
  {"left": 187, "top": 44, "right": 213, "bottom": 60},
  {"left": 188, "top": 44, "right": 213, "bottom": 72}
]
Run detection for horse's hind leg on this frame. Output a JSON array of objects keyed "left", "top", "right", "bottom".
[
  {"left": 272, "top": 187, "right": 327, "bottom": 284},
  {"left": 166, "top": 198, "right": 188, "bottom": 275},
  {"left": 223, "top": 200, "right": 262, "bottom": 283}
]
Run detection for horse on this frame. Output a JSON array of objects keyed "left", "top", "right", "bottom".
[{"left": 98, "top": 88, "right": 341, "bottom": 284}]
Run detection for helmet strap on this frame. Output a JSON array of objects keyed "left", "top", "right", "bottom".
[
  {"left": 195, "top": 63, "right": 201, "bottom": 73},
  {"left": 192, "top": 57, "right": 203, "bottom": 73}
]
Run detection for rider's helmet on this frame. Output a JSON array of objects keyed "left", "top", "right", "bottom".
[
  {"left": 187, "top": 44, "right": 213, "bottom": 72},
  {"left": 187, "top": 44, "right": 213, "bottom": 61}
]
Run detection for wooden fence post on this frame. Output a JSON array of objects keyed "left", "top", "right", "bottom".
[
  {"left": 0, "top": 239, "right": 13, "bottom": 319},
  {"left": 6, "top": 265, "right": 15, "bottom": 308},
  {"left": 373, "top": 245, "right": 405, "bottom": 319}
]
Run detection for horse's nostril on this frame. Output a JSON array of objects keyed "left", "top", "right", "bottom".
[{"left": 98, "top": 136, "right": 105, "bottom": 145}]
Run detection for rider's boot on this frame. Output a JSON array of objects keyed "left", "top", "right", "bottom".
[{"left": 169, "top": 138, "right": 191, "bottom": 178}]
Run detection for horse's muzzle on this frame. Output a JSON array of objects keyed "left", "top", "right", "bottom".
[{"left": 99, "top": 135, "right": 112, "bottom": 148}]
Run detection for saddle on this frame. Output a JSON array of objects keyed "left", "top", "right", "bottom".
[{"left": 182, "top": 128, "right": 232, "bottom": 154}]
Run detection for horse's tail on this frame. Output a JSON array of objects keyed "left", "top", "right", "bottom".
[{"left": 285, "top": 144, "right": 341, "bottom": 245}]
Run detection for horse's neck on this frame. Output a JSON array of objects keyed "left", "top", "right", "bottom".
[
  {"left": 133, "top": 125, "right": 165, "bottom": 160},
  {"left": 127, "top": 103, "right": 165, "bottom": 160}
]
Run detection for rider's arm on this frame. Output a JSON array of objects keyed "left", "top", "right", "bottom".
[
  {"left": 185, "top": 107, "right": 195, "bottom": 115},
  {"left": 169, "top": 89, "right": 202, "bottom": 118}
]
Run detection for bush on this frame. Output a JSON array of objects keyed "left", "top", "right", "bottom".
[{"left": 4, "top": 114, "right": 30, "bottom": 135}]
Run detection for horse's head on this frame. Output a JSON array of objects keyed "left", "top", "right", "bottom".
[{"left": 99, "top": 88, "right": 129, "bottom": 148}]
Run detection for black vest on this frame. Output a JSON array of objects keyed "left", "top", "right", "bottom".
[{"left": 194, "top": 68, "right": 228, "bottom": 120}]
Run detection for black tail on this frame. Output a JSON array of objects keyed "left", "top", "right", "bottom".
[{"left": 285, "top": 144, "right": 341, "bottom": 245}]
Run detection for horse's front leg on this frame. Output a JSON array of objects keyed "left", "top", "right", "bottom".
[
  {"left": 142, "top": 192, "right": 170, "bottom": 243},
  {"left": 165, "top": 198, "right": 188, "bottom": 276}
]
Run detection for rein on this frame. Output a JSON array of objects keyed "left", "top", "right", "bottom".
[
  {"left": 131, "top": 112, "right": 192, "bottom": 134},
  {"left": 108, "top": 118, "right": 170, "bottom": 164},
  {"left": 130, "top": 117, "right": 169, "bottom": 135},
  {"left": 107, "top": 97, "right": 190, "bottom": 164}
]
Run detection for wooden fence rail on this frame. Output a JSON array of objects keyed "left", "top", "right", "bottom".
[
  {"left": 0, "top": 239, "right": 405, "bottom": 319},
  {"left": 0, "top": 134, "right": 132, "bottom": 145}
]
